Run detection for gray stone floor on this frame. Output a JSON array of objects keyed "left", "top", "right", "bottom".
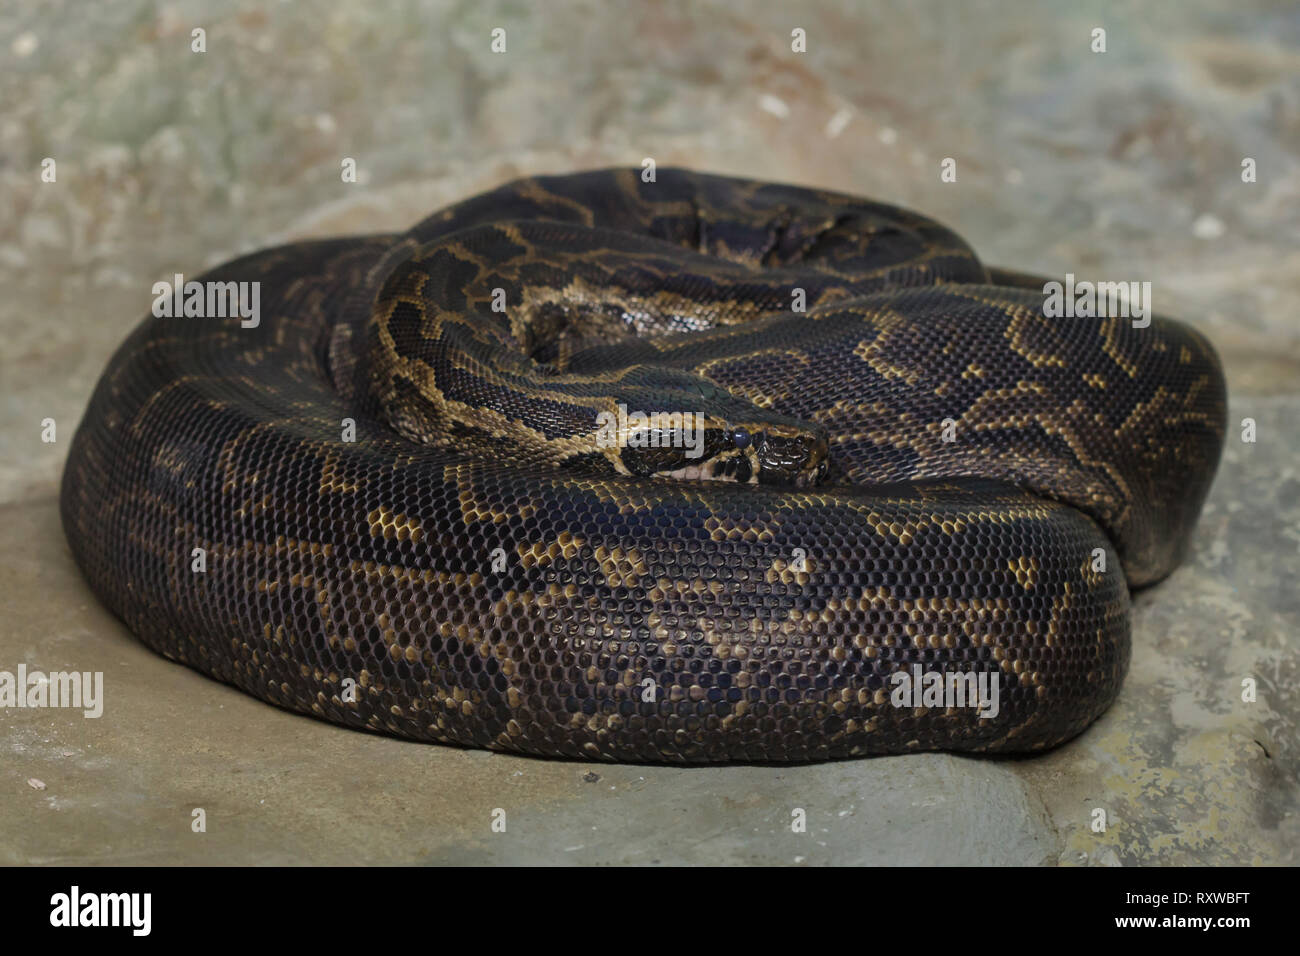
[{"left": 2, "top": 0, "right": 1297, "bottom": 865}]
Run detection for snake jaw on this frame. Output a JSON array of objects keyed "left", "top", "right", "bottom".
[{"left": 661, "top": 451, "right": 758, "bottom": 483}]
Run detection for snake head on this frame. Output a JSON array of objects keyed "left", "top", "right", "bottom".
[
  {"left": 741, "top": 423, "right": 831, "bottom": 488},
  {"left": 606, "top": 408, "right": 829, "bottom": 488},
  {"left": 591, "top": 371, "right": 830, "bottom": 487}
]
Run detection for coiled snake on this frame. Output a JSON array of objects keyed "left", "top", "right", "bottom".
[{"left": 61, "top": 169, "right": 1226, "bottom": 762}]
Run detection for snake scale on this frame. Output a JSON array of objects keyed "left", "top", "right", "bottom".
[{"left": 61, "top": 169, "right": 1226, "bottom": 762}]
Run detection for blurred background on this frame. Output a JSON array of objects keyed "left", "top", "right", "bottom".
[{"left": 1, "top": 0, "right": 1297, "bottom": 864}]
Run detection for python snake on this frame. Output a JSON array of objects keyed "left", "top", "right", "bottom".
[{"left": 61, "top": 169, "right": 1226, "bottom": 762}]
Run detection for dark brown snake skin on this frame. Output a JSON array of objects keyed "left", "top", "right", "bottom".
[{"left": 61, "top": 169, "right": 1226, "bottom": 762}]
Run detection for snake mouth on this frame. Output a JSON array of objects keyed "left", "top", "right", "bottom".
[{"left": 662, "top": 450, "right": 756, "bottom": 483}]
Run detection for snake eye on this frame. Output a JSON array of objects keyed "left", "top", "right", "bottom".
[{"left": 732, "top": 429, "right": 751, "bottom": 448}]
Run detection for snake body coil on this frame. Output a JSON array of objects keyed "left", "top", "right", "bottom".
[{"left": 62, "top": 169, "right": 1226, "bottom": 762}]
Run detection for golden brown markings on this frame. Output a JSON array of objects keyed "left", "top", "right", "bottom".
[
  {"left": 648, "top": 578, "right": 728, "bottom": 610},
  {"left": 1115, "top": 382, "right": 1217, "bottom": 441},
  {"left": 702, "top": 514, "right": 778, "bottom": 544},
  {"left": 151, "top": 442, "right": 191, "bottom": 478},
  {"left": 122, "top": 512, "right": 184, "bottom": 564},
  {"left": 1099, "top": 317, "right": 1140, "bottom": 378},
  {"left": 539, "top": 241, "right": 686, "bottom": 280},
  {"left": 257, "top": 567, "right": 320, "bottom": 599},
  {"left": 318, "top": 452, "right": 361, "bottom": 494},
  {"left": 962, "top": 363, "right": 985, "bottom": 380},
  {"left": 1083, "top": 373, "right": 1107, "bottom": 389},
  {"left": 819, "top": 586, "right": 891, "bottom": 617},
  {"left": 516, "top": 532, "right": 586, "bottom": 569},
  {"left": 1176, "top": 375, "right": 1218, "bottom": 428},
  {"left": 1114, "top": 385, "right": 1168, "bottom": 442},
  {"left": 614, "top": 173, "right": 706, "bottom": 231},
  {"left": 375, "top": 293, "right": 628, "bottom": 466},
  {"left": 1003, "top": 303, "right": 1070, "bottom": 369},
  {"left": 849, "top": 306, "right": 927, "bottom": 385},
  {"left": 808, "top": 398, "right": 939, "bottom": 467},
  {"left": 958, "top": 381, "right": 1051, "bottom": 432},
  {"left": 1081, "top": 555, "right": 1106, "bottom": 590},
  {"left": 1042, "top": 582, "right": 1075, "bottom": 648},
  {"left": 543, "top": 237, "right": 694, "bottom": 272},
  {"left": 244, "top": 535, "right": 336, "bottom": 563},
  {"left": 836, "top": 494, "right": 1053, "bottom": 532},
  {"left": 451, "top": 390, "right": 614, "bottom": 470},
  {"left": 381, "top": 287, "right": 674, "bottom": 399},
  {"left": 527, "top": 469, "right": 803, "bottom": 520},
  {"left": 367, "top": 505, "right": 423, "bottom": 542},
  {"left": 954, "top": 382, "right": 1133, "bottom": 526},
  {"left": 853, "top": 337, "right": 928, "bottom": 384},
  {"left": 900, "top": 241, "right": 980, "bottom": 274},
  {"left": 814, "top": 587, "right": 1031, "bottom": 658},
  {"left": 592, "top": 544, "right": 647, "bottom": 588},
  {"left": 408, "top": 235, "right": 503, "bottom": 295},
  {"left": 375, "top": 232, "right": 943, "bottom": 490},
  {"left": 379, "top": 256, "right": 433, "bottom": 303},
  {"left": 214, "top": 419, "right": 283, "bottom": 495},
  {"left": 863, "top": 511, "right": 927, "bottom": 545},
  {"left": 1008, "top": 556, "right": 1040, "bottom": 590},
  {"left": 282, "top": 276, "right": 309, "bottom": 303},
  {"left": 635, "top": 289, "right": 866, "bottom": 347},
  {"left": 493, "top": 222, "right": 540, "bottom": 259},
  {"left": 766, "top": 554, "right": 813, "bottom": 585},
  {"left": 815, "top": 498, "right": 1033, "bottom": 542},
  {"left": 693, "top": 347, "right": 813, "bottom": 408},
  {"left": 447, "top": 462, "right": 539, "bottom": 524},
  {"left": 306, "top": 567, "right": 488, "bottom": 697},
  {"left": 514, "top": 177, "right": 599, "bottom": 227},
  {"left": 706, "top": 236, "right": 763, "bottom": 267},
  {"left": 516, "top": 582, "right": 605, "bottom": 615}
]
